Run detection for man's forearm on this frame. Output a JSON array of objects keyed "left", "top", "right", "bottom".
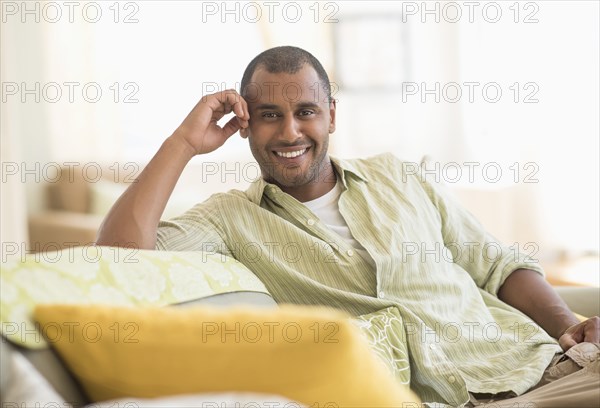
[
  {"left": 96, "top": 89, "right": 250, "bottom": 249},
  {"left": 498, "top": 268, "right": 580, "bottom": 340},
  {"left": 96, "top": 135, "right": 196, "bottom": 249}
]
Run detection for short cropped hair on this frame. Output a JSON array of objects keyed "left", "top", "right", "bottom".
[{"left": 240, "top": 46, "right": 332, "bottom": 103}]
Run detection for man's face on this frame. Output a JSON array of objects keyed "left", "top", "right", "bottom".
[{"left": 242, "top": 65, "right": 336, "bottom": 199}]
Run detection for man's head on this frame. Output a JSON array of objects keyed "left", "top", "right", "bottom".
[{"left": 239, "top": 46, "right": 336, "bottom": 202}]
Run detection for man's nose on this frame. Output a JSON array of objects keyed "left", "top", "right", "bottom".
[{"left": 278, "top": 116, "right": 302, "bottom": 142}]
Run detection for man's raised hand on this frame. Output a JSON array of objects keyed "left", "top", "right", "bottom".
[
  {"left": 96, "top": 89, "right": 250, "bottom": 249},
  {"left": 171, "top": 89, "right": 250, "bottom": 156}
]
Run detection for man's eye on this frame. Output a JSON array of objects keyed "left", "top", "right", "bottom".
[
  {"left": 262, "top": 112, "right": 279, "bottom": 118},
  {"left": 298, "top": 110, "right": 314, "bottom": 116}
]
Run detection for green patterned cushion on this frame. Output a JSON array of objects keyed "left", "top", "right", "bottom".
[
  {"left": 352, "top": 306, "right": 411, "bottom": 385},
  {"left": 1, "top": 248, "right": 269, "bottom": 349}
]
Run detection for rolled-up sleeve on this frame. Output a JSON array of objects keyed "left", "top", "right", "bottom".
[{"left": 155, "top": 197, "right": 230, "bottom": 257}]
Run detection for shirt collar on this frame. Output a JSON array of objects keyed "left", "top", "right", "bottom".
[
  {"left": 245, "top": 155, "right": 369, "bottom": 205},
  {"left": 330, "top": 156, "right": 369, "bottom": 187}
]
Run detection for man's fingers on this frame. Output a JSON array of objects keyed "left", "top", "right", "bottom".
[
  {"left": 236, "top": 115, "right": 249, "bottom": 129},
  {"left": 558, "top": 317, "right": 600, "bottom": 351},
  {"left": 559, "top": 334, "right": 578, "bottom": 351},
  {"left": 583, "top": 316, "right": 600, "bottom": 343},
  {"left": 231, "top": 101, "right": 244, "bottom": 120},
  {"left": 215, "top": 90, "right": 249, "bottom": 121},
  {"left": 221, "top": 115, "right": 243, "bottom": 139}
]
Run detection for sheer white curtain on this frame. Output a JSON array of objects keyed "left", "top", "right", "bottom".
[
  {"left": 0, "top": 88, "right": 29, "bottom": 257},
  {"left": 1, "top": 9, "right": 38, "bottom": 252},
  {"left": 457, "top": 1, "right": 599, "bottom": 255}
]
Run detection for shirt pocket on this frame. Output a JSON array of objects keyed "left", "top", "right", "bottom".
[
  {"left": 564, "top": 342, "right": 600, "bottom": 368},
  {"left": 548, "top": 342, "right": 600, "bottom": 379}
]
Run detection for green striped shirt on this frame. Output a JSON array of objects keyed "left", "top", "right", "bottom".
[{"left": 156, "top": 153, "right": 561, "bottom": 407}]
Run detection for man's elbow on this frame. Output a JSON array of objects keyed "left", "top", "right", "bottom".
[{"left": 95, "top": 223, "right": 157, "bottom": 250}]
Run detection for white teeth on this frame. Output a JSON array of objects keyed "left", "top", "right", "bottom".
[{"left": 275, "top": 149, "right": 307, "bottom": 158}]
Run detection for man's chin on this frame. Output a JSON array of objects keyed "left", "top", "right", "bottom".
[
  {"left": 260, "top": 157, "right": 327, "bottom": 188},
  {"left": 272, "top": 175, "right": 310, "bottom": 189},
  {"left": 264, "top": 164, "right": 308, "bottom": 183}
]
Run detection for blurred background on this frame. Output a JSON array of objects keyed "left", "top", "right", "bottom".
[{"left": 1, "top": 0, "right": 598, "bottom": 286}]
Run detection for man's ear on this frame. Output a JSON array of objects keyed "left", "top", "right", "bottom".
[
  {"left": 240, "top": 127, "right": 249, "bottom": 138},
  {"left": 328, "top": 99, "right": 337, "bottom": 134}
]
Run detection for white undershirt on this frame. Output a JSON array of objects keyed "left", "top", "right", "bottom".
[{"left": 302, "top": 182, "right": 376, "bottom": 268}]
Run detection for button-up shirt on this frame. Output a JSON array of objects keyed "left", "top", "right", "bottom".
[{"left": 156, "top": 153, "right": 561, "bottom": 407}]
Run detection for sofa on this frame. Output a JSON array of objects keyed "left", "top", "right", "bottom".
[
  {"left": 1, "top": 243, "right": 598, "bottom": 408},
  {"left": 1, "top": 248, "right": 426, "bottom": 407},
  {"left": 1, "top": 291, "right": 289, "bottom": 408}
]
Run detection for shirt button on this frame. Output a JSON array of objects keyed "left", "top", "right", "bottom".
[
  {"left": 346, "top": 249, "right": 354, "bottom": 256},
  {"left": 307, "top": 219, "right": 315, "bottom": 226},
  {"left": 429, "top": 344, "right": 437, "bottom": 350},
  {"left": 378, "top": 291, "right": 385, "bottom": 299},
  {"left": 448, "top": 375, "right": 456, "bottom": 384}
]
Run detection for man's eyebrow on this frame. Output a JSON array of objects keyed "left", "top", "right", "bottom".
[
  {"left": 255, "top": 103, "right": 279, "bottom": 110},
  {"left": 295, "top": 101, "right": 321, "bottom": 110}
]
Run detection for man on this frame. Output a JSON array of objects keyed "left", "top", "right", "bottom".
[{"left": 97, "top": 46, "right": 599, "bottom": 407}]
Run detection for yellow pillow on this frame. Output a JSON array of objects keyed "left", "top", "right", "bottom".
[{"left": 34, "top": 304, "right": 420, "bottom": 407}]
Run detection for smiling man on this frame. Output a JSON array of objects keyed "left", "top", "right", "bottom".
[
  {"left": 241, "top": 62, "right": 336, "bottom": 202},
  {"left": 97, "top": 46, "right": 599, "bottom": 407}
]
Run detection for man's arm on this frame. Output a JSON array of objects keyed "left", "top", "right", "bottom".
[
  {"left": 96, "top": 90, "right": 249, "bottom": 249},
  {"left": 410, "top": 162, "right": 600, "bottom": 351},
  {"left": 498, "top": 268, "right": 600, "bottom": 350}
]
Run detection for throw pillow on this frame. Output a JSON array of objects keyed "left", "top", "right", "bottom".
[{"left": 34, "top": 304, "right": 420, "bottom": 407}]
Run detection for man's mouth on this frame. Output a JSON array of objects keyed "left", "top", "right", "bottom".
[{"left": 274, "top": 148, "right": 308, "bottom": 158}]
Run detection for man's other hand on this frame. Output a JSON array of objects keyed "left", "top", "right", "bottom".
[{"left": 558, "top": 316, "right": 600, "bottom": 351}]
